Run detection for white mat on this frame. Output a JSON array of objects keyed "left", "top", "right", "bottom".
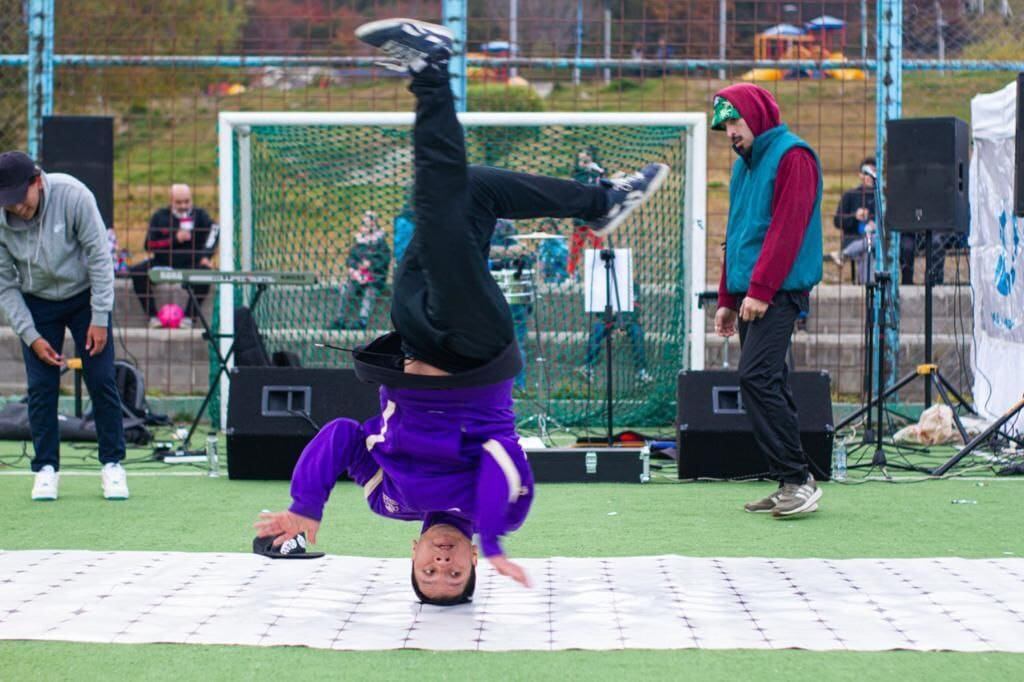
[{"left": 2, "top": 551, "right": 1023, "bottom": 652}]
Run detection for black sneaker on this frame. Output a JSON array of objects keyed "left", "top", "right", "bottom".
[
  {"left": 590, "top": 163, "right": 670, "bottom": 237},
  {"left": 253, "top": 532, "right": 325, "bottom": 559},
  {"left": 355, "top": 18, "right": 454, "bottom": 74}
]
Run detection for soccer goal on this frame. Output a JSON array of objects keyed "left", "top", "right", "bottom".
[{"left": 217, "top": 112, "right": 706, "bottom": 429}]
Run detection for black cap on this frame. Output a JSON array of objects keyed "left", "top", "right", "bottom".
[{"left": 0, "top": 151, "right": 39, "bottom": 206}]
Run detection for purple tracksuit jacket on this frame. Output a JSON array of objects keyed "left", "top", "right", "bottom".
[{"left": 288, "top": 380, "right": 534, "bottom": 558}]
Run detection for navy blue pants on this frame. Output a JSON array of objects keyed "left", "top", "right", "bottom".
[{"left": 21, "top": 290, "right": 125, "bottom": 472}]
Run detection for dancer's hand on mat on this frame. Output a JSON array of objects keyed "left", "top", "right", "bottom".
[
  {"left": 489, "top": 554, "right": 531, "bottom": 588},
  {"left": 255, "top": 510, "right": 320, "bottom": 547},
  {"left": 739, "top": 296, "right": 769, "bottom": 322},
  {"left": 715, "top": 307, "right": 737, "bottom": 337}
]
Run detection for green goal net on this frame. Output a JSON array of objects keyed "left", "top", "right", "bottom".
[{"left": 219, "top": 112, "right": 706, "bottom": 430}]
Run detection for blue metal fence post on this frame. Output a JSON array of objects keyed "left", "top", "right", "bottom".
[
  {"left": 442, "top": 0, "right": 467, "bottom": 112},
  {"left": 26, "top": 0, "right": 55, "bottom": 159},
  {"left": 875, "top": 0, "right": 902, "bottom": 388}
]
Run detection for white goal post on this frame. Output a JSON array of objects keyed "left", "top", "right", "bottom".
[{"left": 216, "top": 111, "right": 707, "bottom": 429}]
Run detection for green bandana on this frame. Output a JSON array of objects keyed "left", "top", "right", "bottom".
[{"left": 711, "top": 96, "right": 741, "bottom": 131}]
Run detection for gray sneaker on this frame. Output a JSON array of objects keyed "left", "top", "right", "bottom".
[
  {"left": 772, "top": 475, "right": 822, "bottom": 517},
  {"left": 744, "top": 486, "right": 784, "bottom": 513}
]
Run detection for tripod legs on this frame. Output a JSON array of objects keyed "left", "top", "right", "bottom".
[{"left": 933, "top": 396, "right": 1024, "bottom": 476}]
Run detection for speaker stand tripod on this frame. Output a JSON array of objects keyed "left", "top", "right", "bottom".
[
  {"left": 598, "top": 248, "right": 624, "bottom": 446},
  {"left": 837, "top": 230, "right": 976, "bottom": 474}
]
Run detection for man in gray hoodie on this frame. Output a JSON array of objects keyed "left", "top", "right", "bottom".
[{"left": 0, "top": 151, "right": 128, "bottom": 501}]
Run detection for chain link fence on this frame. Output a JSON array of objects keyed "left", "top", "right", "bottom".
[{"left": 0, "top": 1, "right": 1017, "bottom": 427}]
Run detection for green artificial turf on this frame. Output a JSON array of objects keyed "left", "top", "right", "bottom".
[{"left": 2, "top": 449, "right": 1023, "bottom": 680}]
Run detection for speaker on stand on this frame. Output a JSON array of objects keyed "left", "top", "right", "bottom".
[
  {"left": 837, "top": 117, "right": 980, "bottom": 474},
  {"left": 41, "top": 116, "right": 114, "bottom": 229}
]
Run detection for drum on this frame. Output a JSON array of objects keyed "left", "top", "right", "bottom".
[{"left": 491, "top": 267, "right": 535, "bottom": 305}]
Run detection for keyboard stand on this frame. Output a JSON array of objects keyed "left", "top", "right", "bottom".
[{"left": 179, "top": 282, "right": 268, "bottom": 449}]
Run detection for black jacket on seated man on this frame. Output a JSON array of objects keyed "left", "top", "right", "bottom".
[
  {"left": 129, "top": 206, "right": 220, "bottom": 322},
  {"left": 145, "top": 207, "right": 218, "bottom": 269}
]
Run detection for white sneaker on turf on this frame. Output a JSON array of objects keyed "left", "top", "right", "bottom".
[
  {"left": 31, "top": 465, "right": 59, "bottom": 501},
  {"left": 101, "top": 462, "right": 129, "bottom": 500}
]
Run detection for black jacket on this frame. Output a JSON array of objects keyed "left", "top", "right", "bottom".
[
  {"left": 145, "top": 207, "right": 219, "bottom": 268},
  {"left": 833, "top": 184, "right": 876, "bottom": 241}
]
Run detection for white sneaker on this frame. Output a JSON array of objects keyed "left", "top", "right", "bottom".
[
  {"left": 31, "top": 465, "right": 59, "bottom": 501},
  {"left": 101, "top": 462, "right": 129, "bottom": 500},
  {"left": 148, "top": 316, "right": 162, "bottom": 328}
]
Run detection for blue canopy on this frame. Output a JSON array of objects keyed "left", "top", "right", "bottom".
[
  {"left": 762, "top": 24, "right": 806, "bottom": 37},
  {"left": 805, "top": 15, "right": 846, "bottom": 30}
]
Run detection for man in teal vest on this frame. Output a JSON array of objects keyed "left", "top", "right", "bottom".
[{"left": 712, "top": 84, "right": 824, "bottom": 517}]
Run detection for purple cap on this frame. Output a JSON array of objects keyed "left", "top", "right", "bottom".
[{"left": 0, "top": 151, "right": 39, "bottom": 206}]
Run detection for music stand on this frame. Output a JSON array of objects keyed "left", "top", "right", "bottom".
[{"left": 584, "top": 247, "right": 634, "bottom": 446}]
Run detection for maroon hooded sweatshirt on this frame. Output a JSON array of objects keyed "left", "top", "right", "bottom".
[{"left": 715, "top": 83, "right": 820, "bottom": 309}]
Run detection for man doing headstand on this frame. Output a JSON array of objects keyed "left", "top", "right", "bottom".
[{"left": 256, "top": 18, "right": 668, "bottom": 605}]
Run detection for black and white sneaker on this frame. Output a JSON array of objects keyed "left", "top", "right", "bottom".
[
  {"left": 355, "top": 18, "right": 454, "bottom": 74},
  {"left": 589, "top": 163, "right": 670, "bottom": 237}
]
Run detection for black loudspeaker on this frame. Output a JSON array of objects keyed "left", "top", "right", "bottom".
[
  {"left": 676, "top": 370, "right": 834, "bottom": 480},
  {"left": 40, "top": 116, "right": 114, "bottom": 229},
  {"left": 1015, "top": 73, "right": 1023, "bottom": 218},
  {"left": 226, "top": 368, "right": 381, "bottom": 480},
  {"left": 886, "top": 117, "right": 969, "bottom": 233}
]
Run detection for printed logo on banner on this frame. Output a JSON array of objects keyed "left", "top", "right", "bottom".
[{"left": 994, "top": 202, "right": 1020, "bottom": 300}]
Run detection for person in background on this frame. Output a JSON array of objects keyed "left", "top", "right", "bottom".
[
  {"left": 335, "top": 210, "right": 390, "bottom": 330},
  {"left": 711, "top": 84, "right": 824, "bottom": 518},
  {"left": 567, "top": 147, "right": 606, "bottom": 277},
  {"left": 577, "top": 279, "right": 652, "bottom": 385},
  {"left": 0, "top": 151, "right": 128, "bottom": 501},
  {"left": 129, "top": 183, "right": 219, "bottom": 328},
  {"left": 489, "top": 219, "right": 532, "bottom": 391},
  {"left": 537, "top": 218, "right": 569, "bottom": 284},
  {"left": 393, "top": 198, "right": 415, "bottom": 266},
  {"left": 832, "top": 158, "right": 915, "bottom": 284}
]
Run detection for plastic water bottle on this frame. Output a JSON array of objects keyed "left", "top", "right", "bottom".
[
  {"left": 205, "top": 432, "right": 220, "bottom": 478},
  {"left": 832, "top": 441, "right": 847, "bottom": 482}
]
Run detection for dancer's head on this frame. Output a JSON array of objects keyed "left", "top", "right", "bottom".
[{"left": 410, "top": 523, "right": 478, "bottom": 605}]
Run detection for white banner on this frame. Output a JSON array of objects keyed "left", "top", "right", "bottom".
[{"left": 969, "top": 82, "right": 1024, "bottom": 420}]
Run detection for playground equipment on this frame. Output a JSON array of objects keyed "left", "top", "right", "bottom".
[
  {"left": 467, "top": 40, "right": 526, "bottom": 84},
  {"left": 742, "top": 16, "right": 866, "bottom": 82}
]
